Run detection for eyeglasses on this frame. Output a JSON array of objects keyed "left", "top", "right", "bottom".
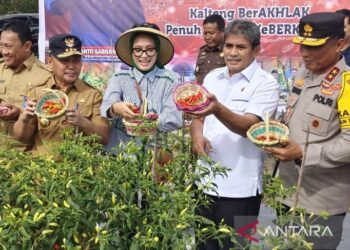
[
  {"left": 0, "top": 43, "right": 14, "bottom": 51},
  {"left": 132, "top": 47, "right": 157, "bottom": 57}
]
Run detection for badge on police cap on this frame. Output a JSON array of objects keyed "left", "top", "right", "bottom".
[
  {"left": 65, "top": 37, "right": 75, "bottom": 48},
  {"left": 303, "top": 23, "right": 313, "bottom": 37},
  {"left": 49, "top": 34, "right": 83, "bottom": 58}
]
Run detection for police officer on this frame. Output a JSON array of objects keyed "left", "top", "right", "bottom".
[
  {"left": 0, "top": 19, "right": 51, "bottom": 148},
  {"left": 264, "top": 12, "right": 350, "bottom": 249},
  {"left": 194, "top": 14, "right": 225, "bottom": 84},
  {"left": 14, "top": 34, "right": 109, "bottom": 155}
]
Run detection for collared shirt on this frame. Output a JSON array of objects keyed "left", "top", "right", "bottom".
[
  {"left": 280, "top": 58, "right": 350, "bottom": 215},
  {"left": 28, "top": 77, "right": 109, "bottom": 154},
  {"left": 201, "top": 61, "right": 279, "bottom": 198},
  {"left": 100, "top": 66, "right": 183, "bottom": 152},
  {"left": 194, "top": 44, "right": 225, "bottom": 84},
  {"left": 0, "top": 54, "right": 52, "bottom": 149}
]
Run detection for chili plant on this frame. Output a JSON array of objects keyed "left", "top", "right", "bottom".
[{"left": 0, "top": 131, "right": 231, "bottom": 249}]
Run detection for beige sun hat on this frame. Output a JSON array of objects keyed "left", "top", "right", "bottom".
[{"left": 115, "top": 27, "right": 174, "bottom": 67}]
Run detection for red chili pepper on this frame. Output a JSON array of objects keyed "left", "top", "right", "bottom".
[
  {"left": 178, "top": 99, "right": 189, "bottom": 107},
  {"left": 49, "top": 107, "right": 61, "bottom": 114},
  {"left": 191, "top": 94, "right": 199, "bottom": 105},
  {"left": 183, "top": 96, "right": 192, "bottom": 104},
  {"left": 43, "top": 100, "right": 58, "bottom": 110},
  {"left": 42, "top": 102, "right": 51, "bottom": 109},
  {"left": 131, "top": 106, "right": 140, "bottom": 114},
  {"left": 190, "top": 95, "right": 197, "bottom": 105},
  {"left": 53, "top": 243, "right": 60, "bottom": 250},
  {"left": 42, "top": 104, "right": 50, "bottom": 109},
  {"left": 194, "top": 92, "right": 204, "bottom": 104},
  {"left": 45, "top": 100, "right": 54, "bottom": 105}
]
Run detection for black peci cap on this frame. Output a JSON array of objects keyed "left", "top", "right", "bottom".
[
  {"left": 49, "top": 34, "right": 83, "bottom": 58},
  {"left": 293, "top": 12, "right": 345, "bottom": 46}
]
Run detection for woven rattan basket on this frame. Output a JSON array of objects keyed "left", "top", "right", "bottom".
[
  {"left": 122, "top": 98, "right": 159, "bottom": 136},
  {"left": 34, "top": 88, "right": 69, "bottom": 119},
  {"left": 247, "top": 120, "right": 289, "bottom": 148},
  {"left": 123, "top": 118, "right": 159, "bottom": 136},
  {"left": 173, "top": 82, "right": 210, "bottom": 112}
]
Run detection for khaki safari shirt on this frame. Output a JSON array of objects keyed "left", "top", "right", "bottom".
[
  {"left": 194, "top": 44, "right": 225, "bottom": 84},
  {"left": 0, "top": 54, "right": 51, "bottom": 148},
  {"left": 27, "top": 77, "right": 109, "bottom": 155},
  {"left": 280, "top": 58, "right": 350, "bottom": 215}
]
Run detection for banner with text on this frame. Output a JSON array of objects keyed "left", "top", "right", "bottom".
[{"left": 39, "top": 0, "right": 348, "bottom": 89}]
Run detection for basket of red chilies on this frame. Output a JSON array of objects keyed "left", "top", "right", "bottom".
[
  {"left": 35, "top": 88, "right": 69, "bottom": 119},
  {"left": 122, "top": 98, "right": 160, "bottom": 136},
  {"left": 173, "top": 82, "right": 210, "bottom": 112}
]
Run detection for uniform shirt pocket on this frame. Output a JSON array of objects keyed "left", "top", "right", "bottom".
[
  {"left": 0, "top": 85, "right": 6, "bottom": 94},
  {"left": 285, "top": 94, "right": 300, "bottom": 124},
  {"left": 303, "top": 102, "right": 333, "bottom": 137},
  {"left": 230, "top": 98, "right": 249, "bottom": 114},
  {"left": 196, "top": 57, "right": 206, "bottom": 66},
  {"left": 78, "top": 105, "right": 92, "bottom": 119}
]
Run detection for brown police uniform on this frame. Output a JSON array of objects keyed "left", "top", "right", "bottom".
[
  {"left": 194, "top": 44, "right": 225, "bottom": 84},
  {"left": 0, "top": 54, "right": 52, "bottom": 148},
  {"left": 28, "top": 77, "right": 109, "bottom": 155}
]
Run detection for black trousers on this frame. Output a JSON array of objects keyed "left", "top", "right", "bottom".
[
  {"left": 277, "top": 204, "right": 346, "bottom": 250},
  {"left": 197, "top": 192, "right": 262, "bottom": 250}
]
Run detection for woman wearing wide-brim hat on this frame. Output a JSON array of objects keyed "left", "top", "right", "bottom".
[{"left": 100, "top": 23, "right": 183, "bottom": 152}]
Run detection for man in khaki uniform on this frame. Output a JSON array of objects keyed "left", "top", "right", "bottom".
[
  {"left": 14, "top": 34, "right": 109, "bottom": 155},
  {"left": 194, "top": 14, "right": 225, "bottom": 84},
  {"left": 0, "top": 20, "right": 51, "bottom": 148},
  {"left": 264, "top": 12, "right": 350, "bottom": 249}
]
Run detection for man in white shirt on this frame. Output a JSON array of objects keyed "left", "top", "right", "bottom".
[{"left": 190, "top": 19, "right": 279, "bottom": 249}]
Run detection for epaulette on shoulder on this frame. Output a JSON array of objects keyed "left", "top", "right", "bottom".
[
  {"left": 155, "top": 69, "right": 178, "bottom": 83},
  {"left": 37, "top": 61, "right": 53, "bottom": 72},
  {"left": 155, "top": 75, "right": 175, "bottom": 83},
  {"left": 113, "top": 70, "right": 130, "bottom": 77},
  {"left": 82, "top": 80, "right": 103, "bottom": 93},
  {"left": 199, "top": 44, "right": 207, "bottom": 50},
  {"left": 29, "top": 77, "right": 50, "bottom": 90}
]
